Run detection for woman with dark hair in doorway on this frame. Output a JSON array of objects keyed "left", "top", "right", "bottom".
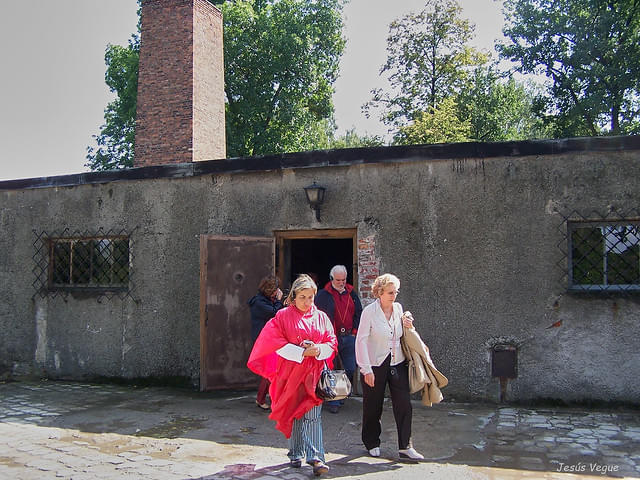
[
  {"left": 247, "top": 274, "right": 337, "bottom": 476},
  {"left": 248, "top": 275, "right": 284, "bottom": 410}
]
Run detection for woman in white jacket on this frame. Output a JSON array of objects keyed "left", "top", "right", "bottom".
[{"left": 355, "top": 273, "right": 424, "bottom": 460}]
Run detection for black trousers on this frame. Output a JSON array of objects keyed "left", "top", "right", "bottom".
[{"left": 361, "top": 354, "right": 413, "bottom": 450}]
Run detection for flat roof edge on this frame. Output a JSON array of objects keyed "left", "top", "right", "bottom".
[{"left": 1, "top": 136, "right": 639, "bottom": 191}]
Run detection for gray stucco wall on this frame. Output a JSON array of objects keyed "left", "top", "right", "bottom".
[{"left": 1, "top": 137, "right": 639, "bottom": 403}]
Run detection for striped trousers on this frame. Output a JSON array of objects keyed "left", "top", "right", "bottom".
[{"left": 287, "top": 404, "right": 325, "bottom": 463}]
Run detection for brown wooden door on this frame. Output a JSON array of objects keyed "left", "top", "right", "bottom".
[{"left": 199, "top": 235, "right": 274, "bottom": 391}]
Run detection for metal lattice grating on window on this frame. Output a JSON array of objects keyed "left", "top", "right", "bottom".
[
  {"left": 32, "top": 227, "right": 137, "bottom": 301},
  {"left": 556, "top": 209, "right": 640, "bottom": 294}
]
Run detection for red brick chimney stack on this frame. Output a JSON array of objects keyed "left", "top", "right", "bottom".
[{"left": 134, "top": 0, "right": 225, "bottom": 167}]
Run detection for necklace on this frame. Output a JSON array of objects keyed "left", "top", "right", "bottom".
[
  {"left": 335, "top": 292, "right": 353, "bottom": 332},
  {"left": 381, "top": 303, "right": 396, "bottom": 361},
  {"left": 390, "top": 313, "right": 396, "bottom": 361}
]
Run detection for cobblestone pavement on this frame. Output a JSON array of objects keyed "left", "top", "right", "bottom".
[{"left": 0, "top": 380, "right": 638, "bottom": 479}]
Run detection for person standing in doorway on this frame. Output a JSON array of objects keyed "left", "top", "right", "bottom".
[
  {"left": 315, "top": 265, "right": 363, "bottom": 414},
  {"left": 248, "top": 275, "right": 284, "bottom": 410}
]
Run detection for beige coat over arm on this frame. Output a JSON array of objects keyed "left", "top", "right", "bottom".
[{"left": 400, "top": 319, "right": 448, "bottom": 407}]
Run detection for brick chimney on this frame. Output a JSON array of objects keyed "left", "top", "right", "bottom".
[{"left": 134, "top": 0, "right": 225, "bottom": 167}]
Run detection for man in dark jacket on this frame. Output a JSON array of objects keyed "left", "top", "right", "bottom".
[{"left": 315, "top": 265, "right": 363, "bottom": 413}]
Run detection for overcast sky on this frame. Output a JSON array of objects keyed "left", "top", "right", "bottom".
[{"left": 0, "top": 0, "right": 504, "bottom": 181}]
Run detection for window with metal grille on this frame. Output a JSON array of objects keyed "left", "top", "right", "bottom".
[
  {"left": 49, "top": 236, "right": 130, "bottom": 290},
  {"left": 568, "top": 222, "right": 640, "bottom": 292}
]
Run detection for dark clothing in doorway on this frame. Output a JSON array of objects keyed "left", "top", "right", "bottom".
[
  {"left": 248, "top": 293, "right": 284, "bottom": 341},
  {"left": 248, "top": 292, "right": 284, "bottom": 407},
  {"left": 315, "top": 283, "right": 362, "bottom": 336}
]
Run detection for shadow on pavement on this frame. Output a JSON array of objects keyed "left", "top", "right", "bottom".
[
  {"left": 2, "top": 381, "right": 639, "bottom": 479},
  {"left": 188, "top": 456, "right": 404, "bottom": 480}
]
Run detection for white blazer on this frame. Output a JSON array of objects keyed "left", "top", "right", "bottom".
[{"left": 355, "top": 299, "right": 406, "bottom": 375}]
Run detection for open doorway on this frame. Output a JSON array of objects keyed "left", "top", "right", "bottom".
[{"left": 275, "top": 229, "right": 357, "bottom": 294}]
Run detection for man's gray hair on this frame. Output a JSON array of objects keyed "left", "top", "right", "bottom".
[{"left": 330, "top": 265, "right": 348, "bottom": 279}]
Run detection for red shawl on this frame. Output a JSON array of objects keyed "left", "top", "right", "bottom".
[{"left": 247, "top": 304, "right": 337, "bottom": 438}]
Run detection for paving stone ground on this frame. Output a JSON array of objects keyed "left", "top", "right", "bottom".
[{"left": 0, "top": 380, "right": 638, "bottom": 479}]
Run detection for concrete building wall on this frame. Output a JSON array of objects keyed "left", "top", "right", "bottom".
[
  {"left": 1, "top": 179, "right": 204, "bottom": 382},
  {"left": 1, "top": 138, "right": 639, "bottom": 402}
]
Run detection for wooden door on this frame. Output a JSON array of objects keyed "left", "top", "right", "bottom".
[{"left": 199, "top": 235, "right": 274, "bottom": 391}]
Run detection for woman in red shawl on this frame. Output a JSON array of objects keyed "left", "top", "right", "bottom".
[{"left": 247, "top": 274, "right": 337, "bottom": 476}]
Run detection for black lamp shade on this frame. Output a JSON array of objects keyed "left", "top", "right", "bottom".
[{"left": 304, "top": 182, "right": 326, "bottom": 207}]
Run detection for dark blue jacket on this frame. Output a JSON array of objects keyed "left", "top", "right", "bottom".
[{"left": 248, "top": 293, "right": 284, "bottom": 341}]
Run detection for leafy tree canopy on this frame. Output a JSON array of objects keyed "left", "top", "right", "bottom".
[
  {"left": 85, "top": 34, "right": 139, "bottom": 171},
  {"left": 222, "top": 0, "right": 345, "bottom": 157},
  {"left": 498, "top": 0, "right": 640, "bottom": 136},
  {"left": 86, "top": 2, "right": 140, "bottom": 171},
  {"left": 87, "top": 0, "right": 345, "bottom": 170},
  {"left": 364, "top": 0, "right": 487, "bottom": 130},
  {"left": 457, "top": 65, "right": 550, "bottom": 141},
  {"left": 329, "top": 128, "right": 384, "bottom": 148},
  {"left": 393, "top": 97, "right": 471, "bottom": 145}
]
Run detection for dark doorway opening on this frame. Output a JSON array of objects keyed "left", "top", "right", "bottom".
[
  {"left": 290, "top": 238, "right": 353, "bottom": 289},
  {"left": 275, "top": 229, "right": 357, "bottom": 294}
]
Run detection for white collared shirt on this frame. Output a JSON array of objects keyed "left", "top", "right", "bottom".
[{"left": 355, "top": 299, "right": 405, "bottom": 375}]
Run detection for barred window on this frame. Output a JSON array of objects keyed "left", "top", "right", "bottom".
[
  {"left": 568, "top": 222, "right": 640, "bottom": 292},
  {"left": 49, "top": 236, "right": 130, "bottom": 290}
]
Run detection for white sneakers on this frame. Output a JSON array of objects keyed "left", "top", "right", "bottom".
[
  {"left": 369, "top": 446, "right": 424, "bottom": 460},
  {"left": 399, "top": 447, "right": 424, "bottom": 460}
]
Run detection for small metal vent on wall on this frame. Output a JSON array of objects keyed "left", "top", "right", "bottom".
[
  {"left": 32, "top": 227, "right": 137, "bottom": 301},
  {"left": 491, "top": 345, "right": 517, "bottom": 379},
  {"left": 491, "top": 344, "right": 517, "bottom": 403}
]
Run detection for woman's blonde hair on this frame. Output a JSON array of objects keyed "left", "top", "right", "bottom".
[
  {"left": 371, "top": 273, "right": 400, "bottom": 298},
  {"left": 284, "top": 274, "right": 318, "bottom": 305}
]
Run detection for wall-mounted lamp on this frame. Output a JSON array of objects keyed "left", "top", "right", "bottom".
[{"left": 304, "top": 181, "right": 326, "bottom": 221}]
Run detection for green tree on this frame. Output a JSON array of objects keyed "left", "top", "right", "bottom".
[
  {"left": 85, "top": 35, "right": 139, "bottom": 171},
  {"left": 222, "top": 0, "right": 345, "bottom": 157},
  {"left": 86, "top": 2, "right": 140, "bottom": 171},
  {"left": 329, "top": 128, "right": 384, "bottom": 148},
  {"left": 498, "top": 0, "right": 640, "bottom": 136},
  {"left": 393, "top": 97, "right": 471, "bottom": 145},
  {"left": 364, "top": 0, "right": 487, "bottom": 131},
  {"left": 87, "top": 0, "right": 345, "bottom": 170},
  {"left": 457, "top": 66, "right": 549, "bottom": 141}
]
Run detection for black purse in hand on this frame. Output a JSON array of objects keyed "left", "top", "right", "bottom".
[{"left": 315, "top": 353, "right": 352, "bottom": 401}]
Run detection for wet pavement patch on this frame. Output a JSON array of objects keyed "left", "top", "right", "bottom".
[{"left": 133, "top": 415, "right": 208, "bottom": 438}]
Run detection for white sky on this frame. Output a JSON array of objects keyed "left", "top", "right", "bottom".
[{"left": 0, "top": 0, "right": 504, "bottom": 181}]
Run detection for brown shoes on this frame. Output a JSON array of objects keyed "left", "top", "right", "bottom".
[{"left": 309, "top": 460, "right": 329, "bottom": 476}]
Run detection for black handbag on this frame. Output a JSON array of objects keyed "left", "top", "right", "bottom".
[{"left": 315, "top": 354, "right": 352, "bottom": 401}]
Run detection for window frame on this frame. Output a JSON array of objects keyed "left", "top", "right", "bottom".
[
  {"left": 567, "top": 220, "right": 640, "bottom": 292},
  {"left": 47, "top": 235, "right": 131, "bottom": 293}
]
